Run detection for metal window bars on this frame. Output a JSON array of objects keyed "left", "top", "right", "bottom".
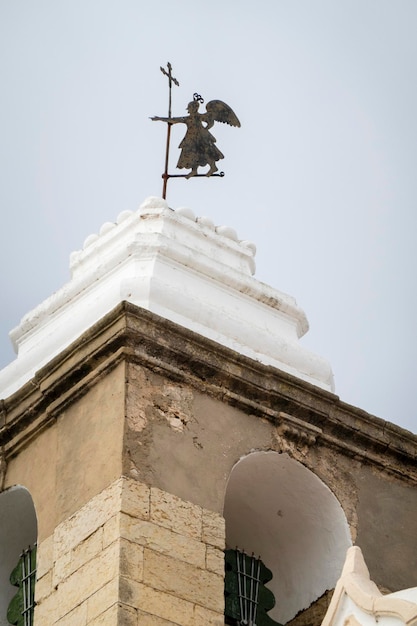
[
  {"left": 20, "top": 546, "right": 36, "bottom": 626},
  {"left": 235, "top": 550, "right": 262, "bottom": 626}
]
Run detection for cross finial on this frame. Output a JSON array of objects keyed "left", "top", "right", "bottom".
[
  {"left": 160, "top": 62, "right": 179, "bottom": 121},
  {"left": 160, "top": 62, "right": 179, "bottom": 96},
  {"left": 159, "top": 63, "right": 179, "bottom": 199}
]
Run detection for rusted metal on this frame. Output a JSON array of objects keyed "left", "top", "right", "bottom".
[
  {"left": 162, "top": 171, "right": 225, "bottom": 178},
  {"left": 152, "top": 64, "right": 240, "bottom": 199},
  {"left": 159, "top": 63, "right": 179, "bottom": 199}
]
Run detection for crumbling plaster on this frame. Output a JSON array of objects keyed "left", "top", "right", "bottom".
[{"left": 123, "top": 363, "right": 359, "bottom": 530}]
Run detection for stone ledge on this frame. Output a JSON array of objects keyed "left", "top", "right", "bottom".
[{"left": 0, "top": 302, "right": 416, "bottom": 480}]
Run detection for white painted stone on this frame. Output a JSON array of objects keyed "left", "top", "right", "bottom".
[
  {"left": 0, "top": 197, "right": 334, "bottom": 398},
  {"left": 322, "top": 547, "right": 417, "bottom": 626},
  {"left": 117, "top": 210, "right": 133, "bottom": 224},
  {"left": 196, "top": 216, "right": 215, "bottom": 230},
  {"left": 99, "top": 221, "right": 116, "bottom": 236},
  {"left": 215, "top": 225, "right": 238, "bottom": 241},
  {"left": 175, "top": 207, "right": 196, "bottom": 220},
  {"left": 140, "top": 196, "right": 169, "bottom": 210},
  {"left": 83, "top": 233, "right": 99, "bottom": 249},
  {"left": 241, "top": 240, "right": 256, "bottom": 254}
]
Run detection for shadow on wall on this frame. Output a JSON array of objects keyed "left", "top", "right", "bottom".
[
  {"left": 0, "top": 486, "right": 37, "bottom": 626},
  {"left": 223, "top": 451, "right": 352, "bottom": 624}
]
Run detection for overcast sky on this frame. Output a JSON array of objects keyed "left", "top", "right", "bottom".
[{"left": 0, "top": 1, "right": 416, "bottom": 433}]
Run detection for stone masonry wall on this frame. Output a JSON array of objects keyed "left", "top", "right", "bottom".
[{"left": 34, "top": 477, "right": 225, "bottom": 625}]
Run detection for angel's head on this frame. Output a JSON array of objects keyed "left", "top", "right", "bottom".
[{"left": 186, "top": 100, "right": 199, "bottom": 114}]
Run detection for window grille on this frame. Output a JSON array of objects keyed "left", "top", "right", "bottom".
[
  {"left": 7, "top": 545, "right": 37, "bottom": 626},
  {"left": 225, "top": 548, "right": 281, "bottom": 626},
  {"left": 236, "top": 550, "right": 261, "bottom": 625}
]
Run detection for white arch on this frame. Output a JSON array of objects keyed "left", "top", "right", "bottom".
[
  {"left": 224, "top": 451, "right": 352, "bottom": 624},
  {"left": 0, "top": 486, "right": 37, "bottom": 626}
]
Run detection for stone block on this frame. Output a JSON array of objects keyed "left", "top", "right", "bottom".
[
  {"left": 143, "top": 549, "right": 224, "bottom": 613},
  {"left": 54, "top": 479, "right": 122, "bottom": 556},
  {"left": 53, "top": 541, "right": 119, "bottom": 621},
  {"left": 202, "top": 511, "right": 225, "bottom": 549},
  {"left": 37, "top": 533, "right": 54, "bottom": 578},
  {"left": 102, "top": 513, "right": 120, "bottom": 548},
  {"left": 120, "top": 537, "right": 144, "bottom": 582},
  {"left": 136, "top": 609, "right": 179, "bottom": 625},
  {"left": 121, "top": 478, "right": 150, "bottom": 520},
  {"left": 87, "top": 603, "right": 118, "bottom": 626},
  {"left": 120, "top": 577, "right": 194, "bottom": 626},
  {"left": 53, "top": 548, "right": 72, "bottom": 587},
  {"left": 35, "top": 569, "right": 53, "bottom": 603},
  {"left": 120, "top": 514, "right": 206, "bottom": 568},
  {"left": 34, "top": 590, "right": 58, "bottom": 625},
  {"left": 87, "top": 576, "right": 119, "bottom": 622},
  {"left": 55, "top": 601, "right": 88, "bottom": 626},
  {"left": 117, "top": 604, "right": 139, "bottom": 626},
  {"left": 89, "top": 602, "right": 138, "bottom": 626},
  {"left": 206, "top": 545, "right": 225, "bottom": 575},
  {"left": 150, "top": 488, "right": 202, "bottom": 540},
  {"left": 194, "top": 604, "right": 225, "bottom": 625},
  {"left": 71, "top": 526, "right": 104, "bottom": 574}
]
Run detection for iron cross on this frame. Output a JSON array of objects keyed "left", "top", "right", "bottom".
[{"left": 160, "top": 63, "right": 179, "bottom": 199}]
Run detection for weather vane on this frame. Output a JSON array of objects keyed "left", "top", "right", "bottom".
[{"left": 152, "top": 62, "right": 241, "bottom": 199}]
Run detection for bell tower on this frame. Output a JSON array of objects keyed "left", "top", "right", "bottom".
[{"left": 1, "top": 196, "right": 416, "bottom": 626}]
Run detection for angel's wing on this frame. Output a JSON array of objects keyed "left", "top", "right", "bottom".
[{"left": 205, "top": 100, "right": 241, "bottom": 127}]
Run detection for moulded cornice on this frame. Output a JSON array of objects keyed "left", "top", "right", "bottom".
[{"left": 0, "top": 302, "right": 416, "bottom": 482}]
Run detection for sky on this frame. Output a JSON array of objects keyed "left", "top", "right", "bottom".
[{"left": 0, "top": 1, "right": 416, "bottom": 434}]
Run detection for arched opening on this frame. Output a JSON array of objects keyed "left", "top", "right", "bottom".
[
  {"left": 0, "top": 486, "right": 37, "bottom": 626},
  {"left": 224, "top": 451, "right": 352, "bottom": 624}
]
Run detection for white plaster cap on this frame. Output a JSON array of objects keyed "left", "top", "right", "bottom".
[{"left": 0, "top": 197, "right": 334, "bottom": 398}]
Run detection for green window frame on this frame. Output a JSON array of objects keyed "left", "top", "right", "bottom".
[
  {"left": 225, "top": 548, "right": 282, "bottom": 626},
  {"left": 7, "top": 545, "right": 37, "bottom": 626}
]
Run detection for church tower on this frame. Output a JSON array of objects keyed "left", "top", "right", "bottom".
[{"left": 1, "top": 196, "right": 416, "bottom": 626}]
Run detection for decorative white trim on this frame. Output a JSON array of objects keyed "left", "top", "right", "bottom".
[{"left": 322, "top": 547, "right": 417, "bottom": 626}]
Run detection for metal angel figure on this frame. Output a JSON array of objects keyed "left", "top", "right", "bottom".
[{"left": 152, "top": 91, "right": 241, "bottom": 180}]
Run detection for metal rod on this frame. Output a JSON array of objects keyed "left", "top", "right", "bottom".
[
  {"left": 162, "top": 123, "right": 172, "bottom": 199},
  {"left": 22, "top": 549, "right": 30, "bottom": 625},
  {"left": 162, "top": 72, "right": 172, "bottom": 199},
  {"left": 242, "top": 552, "right": 248, "bottom": 625},
  {"left": 253, "top": 558, "right": 261, "bottom": 626},
  {"left": 249, "top": 556, "right": 255, "bottom": 624},
  {"left": 237, "top": 550, "right": 244, "bottom": 625},
  {"left": 162, "top": 172, "right": 225, "bottom": 179}
]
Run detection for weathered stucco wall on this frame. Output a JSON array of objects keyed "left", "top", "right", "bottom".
[
  {"left": 3, "top": 361, "right": 126, "bottom": 541},
  {"left": 123, "top": 363, "right": 271, "bottom": 513},
  {"left": 123, "top": 363, "right": 358, "bottom": 525},
  {"left": 122, "top": 359, "right": 417, "bottom": 619},
  {"left": 122, "top": 360, "right": 417, "bottom": 596},
  {"left": 356, "top": 471, "right": 417, "bottom": 591}
]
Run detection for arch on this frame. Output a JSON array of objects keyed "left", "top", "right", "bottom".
[
  {"left": 223, "top": 451, "right": 352, "bottom": 624},
  {"left": 0, "top": 486, "right": 37, "bottom": 626}
]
